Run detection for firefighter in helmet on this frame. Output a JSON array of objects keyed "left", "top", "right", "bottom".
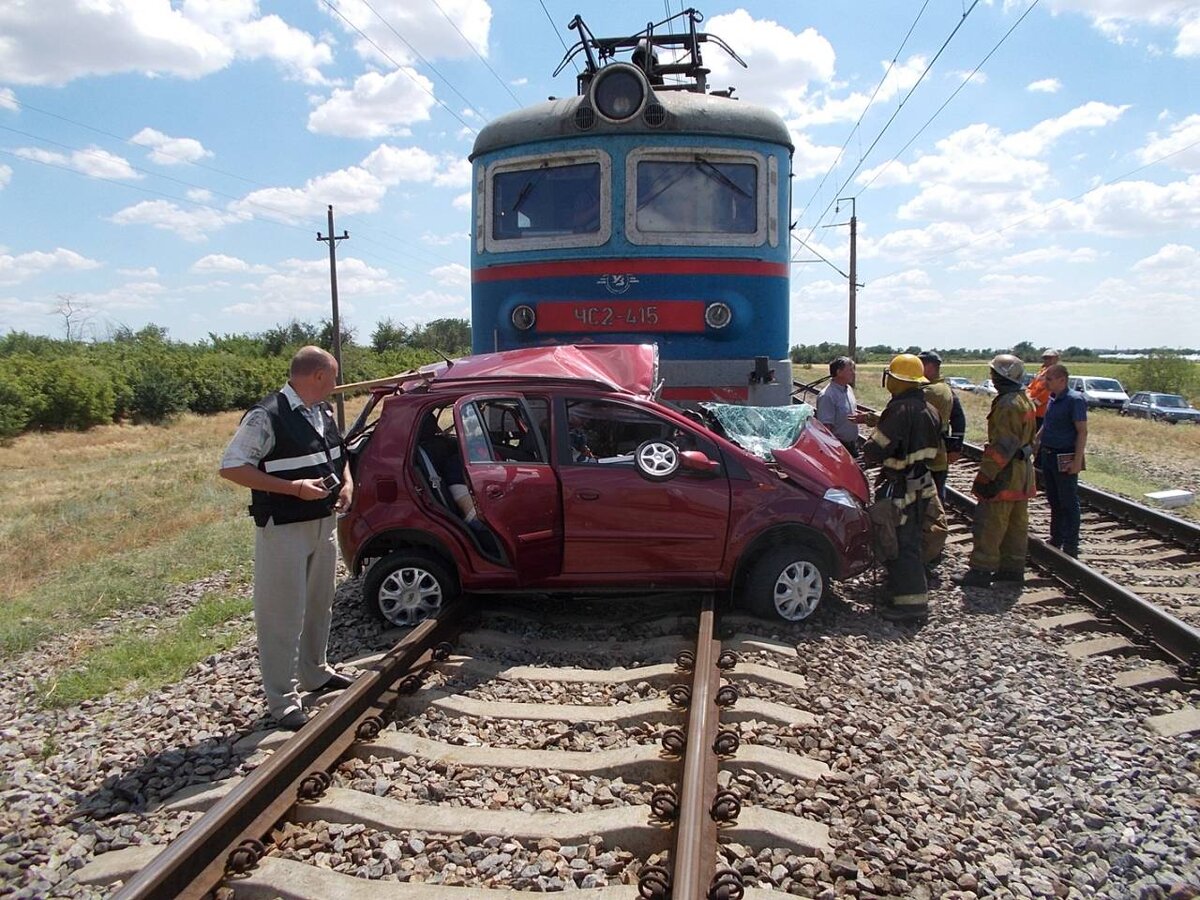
[
  {"left": 960, "top": 353, "right": 1038, "bottom": 587},
  {"left": 861, "top": 354, "right": 943, "bottom": 621}
]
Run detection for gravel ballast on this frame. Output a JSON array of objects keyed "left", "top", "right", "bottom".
[{"left": 1, "top": 542, "right": 1198, "bottom": 897}]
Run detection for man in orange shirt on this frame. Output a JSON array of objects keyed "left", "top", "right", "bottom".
[{"left": 1026, "top": 348, "right": 1059, "bottom": 431}]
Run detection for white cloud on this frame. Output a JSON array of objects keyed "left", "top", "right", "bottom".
[
  {"left": 323, "top": 0, "right": 492, "bottom": 68},
  {"left": 430, "top": 263, "right": 468, "bottom": 287},
  {"left": 701, "top": 10, "right": 836, "bottom": 116},
  {"left": 130, "top": 127, "right": 214, "bottom": 165},
  {"left": 361, "top": 145, "right": 441, "bottom": 184},
  {"left": 118, "top": 266, "right": 159, "bottom": 277},
  {"left": 0, "top": 0, "right": 333, "bottom": 86},
  {"left": 1131, "top": 243, "right": 1199, "bottom": 271},
  {"left": 1045, "top": 0, "right": 1200, "bottom": 57},
  {"left": 0, "top": 164, "right": 10, "bottom": 189},
  {"left": 1027, "top": 78, "right": 1062, "bottom": 93},
  {"left": 307, "top": 69, "right": 438, "bottom": 139},
  {"left": 422, "top": 230, "right": 465, "bottom": 246},
  {"left": 787, "top": 56, "right": 926, "bottom": 129},
  {"left": 1137, "top": 113, "right": 1200, "bottom": 172},
  {"left": 186, "top": 188, "right": 213, "bottom": 202},
  {"left": 0, "top": 88, "right": 15, "bottom": 110},
  {"left": 452, "top": 191, "right": 471, "bottom": 211},
  {"left": 221, "top": 256, "right": 398, "bottom": 318},
  {"left": 14, "top": 145, "right": 141, "bottom": 180},
  {"left": 0, "top": 247, "right": 102, "bottom": 285},
  {"left": 231, "top": 165, "right": 389, "bottom": 221},
  {"left": 192, "top": 253, "right": 272, "bottom": 274},
  {"left": 999, "top": 246, "right": 1099, "bottom": 266},
  {"left": 1038, "top": 174, "right": 1200, "bottom": 236},
  {"left": 110, "top": 199, "right": 249, "bottom": 241},
  {"left": 1003, "top": 101, "right": 1129, "bottom": 157}
]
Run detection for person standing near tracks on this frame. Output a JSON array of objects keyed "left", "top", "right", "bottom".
[
  {"left": 219, "top": 346, "right": 355, "bottom": 731},
  {"left": 861, "top": 354, "right": 943, "bottom": 622},
  {"left": 959, "top": 354, "right": 1038, "bottom": 588},
  {"left": 917, "top": 350, "right": 963, "bottom": 581},
  {"left": 1035, "top": 363, "right": 1087, "bottom": 558},
  {"left": 1026, "top": 348, "right": 1060, "bottom": 432},
  {"left": 816, "top": 356, "right": 871, "bottom": 457}
]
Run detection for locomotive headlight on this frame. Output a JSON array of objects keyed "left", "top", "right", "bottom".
[
  {"left": 705, "top": 302, "right": 732, "bottom": 329},
  {"left": 593, "top": 67, "right": 646, "bottom": 121},
  {"left": 511, "top": 304, "right": 536, "bottom": 331}
]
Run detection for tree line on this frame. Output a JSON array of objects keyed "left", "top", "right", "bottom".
[{"left": 0, "top": 318, "right": 471, "bottom": 441}]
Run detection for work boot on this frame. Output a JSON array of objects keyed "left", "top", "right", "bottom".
[
  {"left": 879, "top": 604, "right": 928, "bottom": 624},
  {"left": 993, "top": 569, "right": 1025, "bottom": 582},
  {"left": 956, "top": 568, "right": 993, "bottom": 588}
]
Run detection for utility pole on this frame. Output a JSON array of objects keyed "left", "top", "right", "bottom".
[
  {"left": 837, "top": 197, "right": 858, "bottom": 360},
  {"left": 317, "top": 205, "right": 349, "bottom": 430}
]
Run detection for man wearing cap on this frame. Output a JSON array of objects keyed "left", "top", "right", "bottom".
[{"left": 1027, "top": 349, "right": 1060, "bottom": 432}]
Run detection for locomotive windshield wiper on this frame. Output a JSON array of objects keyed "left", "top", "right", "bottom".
[
  {"left": 694, "top": 156, "right": 751, "bottom": 198},
  {"left": 511, "top": 170, "right": 548, "bottom": 213}
]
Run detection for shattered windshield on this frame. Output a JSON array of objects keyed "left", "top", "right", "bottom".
[{"left": 701, "top": 402, "right": 815, "bottom": 460}]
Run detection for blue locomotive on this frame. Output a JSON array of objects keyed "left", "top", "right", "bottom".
[{"left": 469, "top": 9, "right": 793, "bottom": 405}]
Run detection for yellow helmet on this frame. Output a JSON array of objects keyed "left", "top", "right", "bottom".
[{"left": 885, "top": 353, "right": 929, "bottom": 384}]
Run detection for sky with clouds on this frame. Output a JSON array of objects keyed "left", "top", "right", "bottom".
[{"left": 1, "top": 0, "right": 1198, "bottom": 351}]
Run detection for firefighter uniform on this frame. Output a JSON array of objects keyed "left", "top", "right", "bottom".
[
  {"left": 920, "top": 370, "right": 954, "bottom": 567},
  {"left": 964, "top": 355, "right": 1037, "bottom": 585},
  {"left": 862, "top": 355, "right": 943, "bottom": 621}
]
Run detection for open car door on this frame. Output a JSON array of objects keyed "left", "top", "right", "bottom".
[{"left": 453, "top": 393, "right": 562, "bottom": 582}]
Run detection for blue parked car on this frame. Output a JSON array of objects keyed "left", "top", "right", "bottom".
[{"left": 1121, "top": 392, "right": 1200, "bottom": 424}]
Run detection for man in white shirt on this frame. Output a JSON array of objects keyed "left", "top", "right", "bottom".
[{"left": 816, "top": 356, "right": 870, "bottom": 457}]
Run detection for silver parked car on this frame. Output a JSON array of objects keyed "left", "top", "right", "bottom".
[
  {"left": 945, "top": 376, "right": 973, "bottom": 390},
  {"left": 1121, "top": 392, "right": 1200, "bottom": 424}
]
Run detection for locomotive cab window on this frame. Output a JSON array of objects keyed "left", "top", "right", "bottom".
[
  {"left": 625, "top": 148, "right": 770, "bottom": 247},
  {"left": 483, "top": 151, "right": 612, "bottom": 253}
]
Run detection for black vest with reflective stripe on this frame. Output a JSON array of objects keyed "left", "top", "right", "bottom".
[{"left": 248, "top": 391, "right": 344, "bottom": 526}]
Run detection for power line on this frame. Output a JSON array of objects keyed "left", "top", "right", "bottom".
[
  {"left": 870, "top": 134, "right": 1200, "bottom": 282},
  {"left": 5, "top": 99, "right": 463, "bottom": 269},
  {"left": 859, "top": 0, "right": 1041, "bottom": 195},
  {"left": 538, "top": 0, "right": 578, "bottom": 74},
  {"left": 321, "top": 0, "right": 477, "bottom": 134},
  {"left": 794, "top": 0, "right": 932, "bottom": 230},
  {"left": 789, "top": 232, "right": 850, "bottom": 280},
  {"left": 426, "top": 0, "right": 522, "bottom": 106},
  {"left": 797, "top": 0, "right": 982, "bottom": 253}
]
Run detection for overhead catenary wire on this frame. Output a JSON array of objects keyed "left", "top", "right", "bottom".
[
  {"left": 427, "top": 0, "right": 522, "bottom": 106},
  {"left": 4, "top": 98, "right": 463, "bottom": 269},
  {"left": 858, "top": 0, "right": 1042, "bottom": 195},
  {"left": 321, "top": 0, "right": 478, "bottom": 134},
  {"left": 796, "top": 0, "right": 983, "bottom": 255},
  {"left": 538, "top": 0, "right": 578, "bottom": 74},
  {"left": 793, "top": 0, "right": 933, "bottom": 232}
]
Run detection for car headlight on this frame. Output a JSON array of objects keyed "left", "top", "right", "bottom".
[{"left": 823, "top": 487, "right": 860, "bottom": 509}]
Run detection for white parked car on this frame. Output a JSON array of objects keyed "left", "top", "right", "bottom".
[
  {"left": 1068, "top": 376, "right": 1130, "bottom": 411},
  {"left": 973, "top": 379, "right": 998, "bottom": 396},
  {"left": 945, "top": 376, "right": 973, "bottom": 391}
]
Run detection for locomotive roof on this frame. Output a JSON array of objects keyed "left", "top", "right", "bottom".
[{"left": 470, "top": 88, "right": 793, "bottom": 160}]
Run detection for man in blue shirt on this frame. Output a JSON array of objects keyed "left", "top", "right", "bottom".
[
  {"left": 1035, "top": 364, "right": 1088, "bottom": 557},
  {"left": 816, "top": 356, "right": 871, "bottom": 457}
]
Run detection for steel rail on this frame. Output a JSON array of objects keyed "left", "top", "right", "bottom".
[
  {"left": 112, "top": 602, "right": 467, "bottom": 900},
  {"left": 671, "top": 593, "right": 722, "bottom": 899},
  {"left": 945, "top": 487, "right": 1200, "bottom": 671},
  {"left": 958, "top": 443, "right": 1200, "bottom": 550}
]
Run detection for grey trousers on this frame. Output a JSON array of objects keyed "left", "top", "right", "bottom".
[{"left": 253, "top": 515, "right": 337, "bottom": 719}]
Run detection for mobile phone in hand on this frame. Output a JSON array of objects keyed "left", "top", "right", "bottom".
[{"left": 319, "top": 473, "right": 341, "bottom": 492}]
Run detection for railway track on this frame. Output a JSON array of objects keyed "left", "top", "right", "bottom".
[{"left": 99, "top": 596, "right": 834, "bottom": 898}]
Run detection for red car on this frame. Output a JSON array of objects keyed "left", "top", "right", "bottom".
[{"left": 339, "top": 345, "right": 872, "bottom": 625}]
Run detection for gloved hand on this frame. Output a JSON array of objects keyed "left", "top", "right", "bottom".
[{"left": 972, "top": 474, "right": 1001, "bottom": 499}]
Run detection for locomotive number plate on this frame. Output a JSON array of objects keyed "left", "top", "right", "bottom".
[{"left": 538, "top": 300, "right": 705, "bottom": 333}]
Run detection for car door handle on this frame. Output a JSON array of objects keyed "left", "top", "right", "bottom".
[
  {"left": 577, "top": 489, "right": 600, "bottom": 500},
  {"left": 486, "top": 485, "right": 504, "bottom": 499}
]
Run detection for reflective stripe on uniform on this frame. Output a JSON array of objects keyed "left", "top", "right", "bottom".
[
  {"left": 881, "top": 446, "right": 938, "bottom": 470},
  {"left": 262, "top": 444, "right": 343, "bottom": 474},
  {"left": 893, "top": 593, "right": 928, "bottom": 606}
]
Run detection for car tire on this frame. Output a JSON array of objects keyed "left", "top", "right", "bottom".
[
  {"left": 634, "top": 440, "right": 680, "bottom": 481},
  {"left": 362, "top": 550, "right": 457, "bottom": 627},
  {"left": 743, "top": 544, "right": 828, "bottom": 622}
]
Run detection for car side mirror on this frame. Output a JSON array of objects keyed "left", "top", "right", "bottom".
[{"left": 679, "top": 449, "right": 721, "bottom": 476}]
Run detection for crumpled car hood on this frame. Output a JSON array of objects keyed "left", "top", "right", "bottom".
[{"left": 703, "top": 401, "right": 870, "bottom": 504}]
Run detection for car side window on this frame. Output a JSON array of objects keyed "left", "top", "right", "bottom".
[
  {"left": 465, "top": 397, "right": 548, "bottom": 464},
  {"left": 563, "top": 398, "right": 719, "bottom": 469}
]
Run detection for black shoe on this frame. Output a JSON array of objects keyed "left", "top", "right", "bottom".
[
  {"left": 314, "top": 671, "right": 355, "bottom": 693},
  {"left": 879, "top": 605, "right": 928, "bottom": 623},
  {"left": 956, "top": 569, "right": 993, "bottom": 588},
  {"left": 993, "top": 569, "right": 1025, "bottom": 582},
  {"left": 925, "top": 566, "right": 942, "bottom": 585},
  {"left": 276, "top": 709, "right": 308, "bottom": 731}
]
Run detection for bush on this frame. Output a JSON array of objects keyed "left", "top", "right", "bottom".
[
  {"left": 128, "top": 358, "right": 194, "bottom": 424},
  {"left": 1128, "top": 352, "right": 1198, "bottom": 398},
  {"left": 0, "top": 372, "right": 30, "bottom": 440},
  {"left": 20, "top": 358, "right": 115, "bottom": 430}
]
